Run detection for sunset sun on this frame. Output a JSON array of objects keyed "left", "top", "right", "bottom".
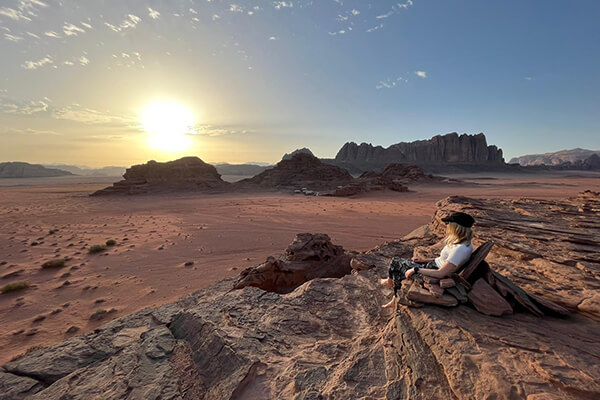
[{"left": 140, "top": 101, "right": 195, "bottom": 152}]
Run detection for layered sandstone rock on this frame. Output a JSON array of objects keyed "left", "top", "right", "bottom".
[
  {"left": 92, "top": 157, "right": 229, "bottom": 195},
  {"left": 333, "top": 132, "right": 504, "bottom": 172},
  {"left": 2, "top": 193, "right": 599, "bottom": 399},
  {"left": 236, "top": 152, "right": 353, "bottom": 191},
  {"left": 234, "top": 233, "right": 353, "bottom": 293}
]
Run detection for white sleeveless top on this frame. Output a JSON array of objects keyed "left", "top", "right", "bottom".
[{"left": 435, "top": 242, "right": 473, "bottom": 269}]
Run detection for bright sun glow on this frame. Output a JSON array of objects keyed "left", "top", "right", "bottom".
[{"left": 140, "top": 101, "right": 195, "bottom": 152}]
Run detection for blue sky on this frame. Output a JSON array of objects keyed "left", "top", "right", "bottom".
[{"left": 0, "top": 0, "right": 598, "bottom": 166}]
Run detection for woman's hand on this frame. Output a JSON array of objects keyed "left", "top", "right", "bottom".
[
  {"left": 412, "top": 257, "right": 426, "bottom": 263},
  {"left": 405, "top": 268, "right": 416, "bottom": 280}
]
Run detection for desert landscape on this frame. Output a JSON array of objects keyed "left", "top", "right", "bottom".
[
  {"left": 2, "top": 1, "right": 599, "bottom": 398},
  {"left": 1, "top": 161, "right": 599, "bottom": 398}
]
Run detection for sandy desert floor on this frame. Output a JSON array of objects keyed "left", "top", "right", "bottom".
[{"left": 0, "top": 172, "right": 599, "bottom": 365}]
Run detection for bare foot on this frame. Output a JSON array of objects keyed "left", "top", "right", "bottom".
[
  {"left": 381, "top": 297, "right": 396, "bottom": 309},
  {"left": 379, "top": 278, "right": 393, "bottom": 289}
]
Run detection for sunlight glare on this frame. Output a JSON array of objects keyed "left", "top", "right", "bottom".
[{"left": 140, "top": 101, "right": 195, "bottom": 152}]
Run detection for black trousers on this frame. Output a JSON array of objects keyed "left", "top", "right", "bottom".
[{"left": 388, "top": 258, "right": 438, "bottom": 296}]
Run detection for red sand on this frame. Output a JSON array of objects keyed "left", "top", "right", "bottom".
[{"left": 0, "top": 173, "right": 599, "bottom": 365}]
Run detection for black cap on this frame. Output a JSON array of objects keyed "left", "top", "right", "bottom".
[{"left": 442, "top": 212, "right": 475, "bottom": 228}]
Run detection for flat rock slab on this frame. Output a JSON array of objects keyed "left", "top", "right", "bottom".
[{"left": 467, "top": 278, "right": 513, "bottom": 316}]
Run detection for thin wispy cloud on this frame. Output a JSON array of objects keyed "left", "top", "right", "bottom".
[
  {"left": 22, "top": 55, "right": 53, "bottom": 70},
  {"left": 105, "top": 14, "right": 142, "bottom": 32},
  {"left": 44, "top": 31, "right": 62, "bottom": 38},
  {"left": 366, "top": 23, "right": 383, "bottom": 33},
  {"left": 148, "top": 8, "right": 160, "bottom": 20},
  {"left": 0, "top": 98, "right": 50, "bottom": 114},
  {"left": 376, "top": 77, "right": 408, "bottom": 89},
  {"left": 273, "top": 1, "right": 293, "bottom": 10},
  {"left": 376, "top": 11, "right": 393, "bottom": 19},
  {"left": 63, "top": 23, "right": 85, "bottom": 36},
  {"left": 0, "top": 0, "right": 47, "bottom": 22},
  {"left": 4, "top": 33, "right": 23, "bottom": 42},
  {"left": 415, "top": 70, "right": 427, "bottom": 78}
]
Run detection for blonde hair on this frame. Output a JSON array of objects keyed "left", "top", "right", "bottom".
[{"left": 445, "top": 222, "right": 473, "bottom": 246}]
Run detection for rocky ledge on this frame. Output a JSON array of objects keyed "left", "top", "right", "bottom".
[{"left": 2, "top": 192, "right": 599, "bottom": 400}]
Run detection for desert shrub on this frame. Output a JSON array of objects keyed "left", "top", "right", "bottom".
[
  {"left": 30, "top": 242, "right": 39, "bottom": 246},
  {"left": 105, "top": 239, "right": 117, "bottom": 246},
  {"left": 89, "top": 244, "right": 107, "bottom": 254},
  {"left": 48, "top": 229, "right": 58, "bottom": 235},
  {"left": 41, "top": 259, "right": 66, "bottom": 269},
  {"left": 1, "top": 281, "right": 30, "bottom": 294}
]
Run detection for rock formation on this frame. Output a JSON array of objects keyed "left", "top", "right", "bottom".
[
  {"left": 0, "top": 162, "right": 73, "bottom": 178},
  {"left": 333, "top": 133, "right": 504, "bottom": 172},
  {"left": 235, "top": 152, "right": 353, "bottom": 191},
  {"left": 282, "top": 148, "right": 315, "bottom": 160},
  {"left": 325, "top": 164, "right": 455, "bottom": 196},
  {"left": 234, "top": 233, "right": 353, "bottom": 293},
  {"left": 92, "top": 157, "right": 229, "bottom": 195},
  {"left": 509, "top": 148, "right": 600, "bottom": 166},
  {"left": 3, "top": 192, "right": 599, "bottom": 399}
]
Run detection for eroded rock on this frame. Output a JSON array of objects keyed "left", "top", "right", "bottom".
[{"left": 233, "top": 233, "right": 352, "bottom": 293}]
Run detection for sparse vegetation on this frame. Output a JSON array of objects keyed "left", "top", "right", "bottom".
[
  {"left": 30, "top": 241, "right": 39, "bottom": 246},
  {"left": 1, "top": 281, "right": 30, "bottom": 294},
  {"left": 105, "top": 239, "right": 117, "bottom": 246},
  {"left": 41, "top": 259, "right": 66, "bottom": 269},
  {"left": 48, "top": 229, "right": 58, "bottom": 235},
  {"left": 89, "top": 244, "right": 107, "bottom": 254}
]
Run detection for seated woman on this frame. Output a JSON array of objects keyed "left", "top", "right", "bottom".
[{"left": 380, "top": 212, "right": 475, "bottom": 308}]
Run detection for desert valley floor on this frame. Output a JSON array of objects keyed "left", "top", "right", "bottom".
[{"left": 1, "top": 172, "right": 599, "bottom": 366}]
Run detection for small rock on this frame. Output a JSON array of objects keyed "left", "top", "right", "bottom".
[{"left": 66, "top": 325, "right": 80, "bottom": 334}]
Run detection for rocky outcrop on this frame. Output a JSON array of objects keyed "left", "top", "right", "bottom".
[
  {"left": 0, "top": 162, "right": 73, "bottom": 178},
  {"left": 234, "top": 233, "right": 353, "bottom": 293},
  {"left": 282, "top": 148, "right": 315, "bottom": 160},
  {"left": 334, "top": 133, "right": 504, "bottom": 170},
  {"left": 236, "top": 153, "right": 353, "bottom": 191},
  {"left": 2, "top": 192, "right": 599, "bottom": 399},
  {"left": 92, "top": 157, "right": 229, "bottom": 195},
  {"left": 325, "top": 164, "right": 456, "bottom": 196},
  {"left": 509, "top": 148, "right": 600, "bottom": 166}
]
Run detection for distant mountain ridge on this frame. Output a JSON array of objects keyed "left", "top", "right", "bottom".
[
  {"left": 43, "top": 164, "right": 126, "bottom": 177},
  {"left": 0, "top": 162, "right": 73, "bottom": 178},
  {"left": 509, "top": 148, "right": 600, "bottom": 166}
]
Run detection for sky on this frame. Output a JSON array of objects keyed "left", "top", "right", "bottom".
[{"left": 0, "top": 0, "right": 598, "bottom": 167}]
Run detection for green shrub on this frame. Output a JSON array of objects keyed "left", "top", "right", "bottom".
[
  {"left": 89, "top": 244, "right": 107, "bottom": 254},
  {"left": 1, "top": 281, "right": 30, "bottom": 294},
  {"left": 105, "top": 239, "right": 117, "bottom": 246},
  {"left": 41, "top": 259, "right": 66, "bottom": 269}
]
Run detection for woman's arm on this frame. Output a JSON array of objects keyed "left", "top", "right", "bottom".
[{"left": 405, "top": 261, "right": 458, "bottom": 280}]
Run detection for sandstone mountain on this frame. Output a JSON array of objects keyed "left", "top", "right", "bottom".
[
  {"left": 235, "top": 152, "right": 354, "bottom": 191},
  {"left": 2, "top": 191, "right": 598, "bottom": 399},
  {"left": 509, "top": 148, "right": 600, "bottom": 166},
  {"left": 332, "top": 133, "right": 504, "bottom": 173},
  {"left": 282, "top": 148, "right": 315, "bottom": 160},
  {"left": 92, "top": 157, "right": 229, "bottom": 195},
  {"left": 0, "top": 162, "right": 73, "bottom": 178}
]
